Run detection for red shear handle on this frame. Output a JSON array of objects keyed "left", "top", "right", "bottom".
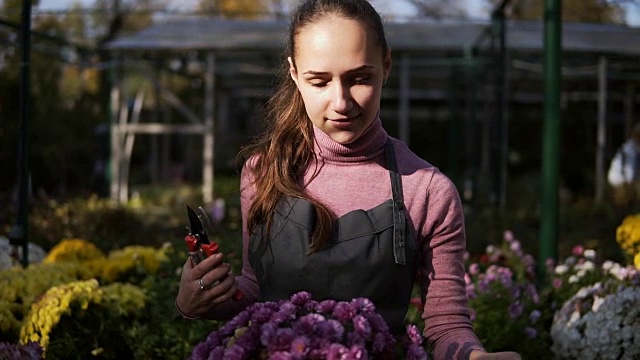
[
  {"left": 200, "top": 242, "right": 245, "bottom": 301},
  {"left": 185, "top": 235, "right": 206, "bottom": 265},
  {"left": 184, "top": 234, "right": 199, "bottom": 252},
  {"left": 200, "top": 242, "right": 220, "bottom": 256}
]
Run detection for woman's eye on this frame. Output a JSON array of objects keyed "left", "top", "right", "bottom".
[
  {"left": 310, "top": 81, "right": 328, "bottom": 88},
  {"left": 353, "top": 76, "right": 372, "bottom": 84}
]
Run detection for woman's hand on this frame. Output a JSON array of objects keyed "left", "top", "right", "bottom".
[
  {"left": 175, "top": 252, "right": 240, "bottom": 319},
  {"left": 469, "top": 350, "right": 522, "bottom": 360}
]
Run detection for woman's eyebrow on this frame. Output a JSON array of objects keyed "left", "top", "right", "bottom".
[{"left": 303, "top": 65, "right": 375, "bottom": 76}]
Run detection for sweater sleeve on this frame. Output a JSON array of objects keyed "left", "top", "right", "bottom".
[
  {"left": 206, "top": 162, "right": 261, "bottom": 320},
  {"left": 419, "top": 172, "right": 485, "bottom": 360}
]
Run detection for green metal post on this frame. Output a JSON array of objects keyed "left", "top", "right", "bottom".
[
  {"left": 9, "top": 0, "right": 32, "bottom": 268},
  {"left": 540, "top": 0, "right": 561, "bottom": 273}
]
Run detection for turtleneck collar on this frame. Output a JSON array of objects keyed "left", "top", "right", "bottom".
[{"left": 312, "top": 116, "right": 389, "bottom": 163}]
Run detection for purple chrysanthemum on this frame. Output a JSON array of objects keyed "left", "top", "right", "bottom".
[
  {"left": 316, "top": 299, "right": 337, "bottom": 314},
  {"left": 220, "top": 310, "right": 251, "bottom": 335},
  {"left": 251, "top": 304, "right": 276, "bottom": 324},
  {"left": 206, "top": 347, "right": 224, "bottom": 360},
  {"left": 347, "top": 331, "right": 367, "bottom": 348},
  {"left": 190, "top": 291, "right": 428, "bottom": 360},
  {"left": 0, "top": 342, "right": 44, "bottom": 360},
  {"left": 406, "top": 343, "right": 429, "bottom": 360},
  {"left": 266, "top": 328, "right": 296, "bottom": 353},
  {"left": 346, "top": 344, "right": 368, "bottom": 359},
  {"left": 293, "top": 313, "right": 325, "bottom": 335},
  {"left": 291, "top": 291, "right": 313, "bottom": 306},
  {"left": 290, "top": 336, "right": 311, "bottom": 357},
  {"left": 223, "top": 344, "right": 245, "bottom": 360},
  {"left": 508, "top": 301, "right": 524, "bottom": 319},
  {"left": 366, "top": 312, "right": 389, "bottom": 333},
  {"left": 332, "top": 302, "right": 356, "bottom": 322},
  {"left": 529, "top": 310, "right": 541, "bottom": 324},
  {"left": 351, "top": 298, "right": 376, "bottom": 314},
  {"left": 326, "top": 343, "right": 350, "bottom": 360},
  {"left": 352, "top": 314, "right": 372, "bottom": 337},
  {"left": 406, "top": 324, "right": 423, "bottom": 345},
  {"left": 317, "top": 319, "right": 345, "bottom": 341},
  {"left": 233, "top": 325, "right": 260, "bottom": 353},
  {"left": 270, "top": 351, "right": 292, "bottom": 360}
]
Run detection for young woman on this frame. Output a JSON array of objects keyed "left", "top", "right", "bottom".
[{"left": 177, "top": 1, "right": 521, "bottom": 359}]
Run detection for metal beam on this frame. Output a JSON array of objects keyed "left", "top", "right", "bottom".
[
  {"left": 595, "top": 57, "right": 608, "bottom": 204},
  {"left": 10, "top": 0, "right": 32, "bottom": 267},
  {"left": 539, "top": 0, "right": 562, "bottom": 272}
]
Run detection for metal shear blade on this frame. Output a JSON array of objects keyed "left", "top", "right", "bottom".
[{"left": 186, "top": 205, "right": 211, "bottom": 244}]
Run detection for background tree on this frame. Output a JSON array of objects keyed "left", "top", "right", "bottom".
[
  {"left": 198, "top": 0, "right": 269, "bottom": 18},
  {"left": 0, "top": 0, "right": 159, "bottom": 197},
  {"left": 484, "top": 0, "right": 628, "bottom": 24}
]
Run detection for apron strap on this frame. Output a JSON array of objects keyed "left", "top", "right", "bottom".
[{"left": 385, "top": 140, "right": 407, "bottom": 265}]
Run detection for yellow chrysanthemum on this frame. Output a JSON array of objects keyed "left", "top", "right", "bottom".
[
  {"left": 102, "top": 283, "right": 146, "bottom": 316},
  {"left": 635, "top": 253, "right": 640, "bottom": 270},
  {"left": 0, "top": 300, "right": 21, "bottom": 333},
  {"left": 110, "top": 246, "right": 167, "bottom": 273},
  {"left": 98, "top": 245, "right": 169, "bottom": 283},
  {"left": 43, "top": 239, "right": 105, "bottom": 264},
  {"left": 0, "top": 262, "right": 89, "bottom": 337},
  {"left": 19, "top": 279, "right": 103, "bottom": 351},
  {"left": 616, "top": 214, "right": 640, "bottom": 257}
]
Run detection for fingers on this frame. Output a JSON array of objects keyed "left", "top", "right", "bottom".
[
  {"left": 189, "top": 252, "right": 224, "bottom": 279},
  {"left": 494, "top": 352, "right": 521, "bottom": 360},
  {"left": 198, "top": 262, "right": 232, "bottom": 290},
  {"left": 207, "top": 269, "right": 240, "bottom": 305},
  {"left": 177, "top": 252, "right": 239, "bottom": 318},
  {"left": 469, "top": 351, "right": 521, "bottom": 360}
]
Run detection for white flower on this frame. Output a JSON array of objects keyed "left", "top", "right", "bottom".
[
  {"left": 551, "top": 284, "right": 640, "bottom": 359},
  {"left": 592, "top": 296, "right": 605, "bottom": 312},
  {"left": 583, "top": 249, "right": 596, "bottom": 260},
  {"left": 568, "top": 275, "right": 579, "bottom": 284},
  {"left": 575, "top": 261, "right": 595, "bottom": 272},
  {"left": 555, "top": 264, "right": 569, "bottom": 275},
  {"left": 602, "top": 260, "right": 615, "bottom": 271}
]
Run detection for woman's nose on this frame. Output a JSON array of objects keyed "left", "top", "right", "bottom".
[{"left": 330, "top": 82, "right": 353, "bottom": 113}]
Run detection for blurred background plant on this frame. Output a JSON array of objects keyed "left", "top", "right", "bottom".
[
  {"left": 1, "top": 175, "right": 639, "bottom": 359},
  {"left": 405, "top": 219, "right": 639, "bottom": 359},
  {"left": 0, "top": 177, "right": 243, "bottom": 359},
  {"left": 616, "top": 213, "right": 640, "bottom": 267}
]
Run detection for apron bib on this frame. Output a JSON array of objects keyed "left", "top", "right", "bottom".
[{"left": 248, "top": 141, "right": 417, "bottom": 332}]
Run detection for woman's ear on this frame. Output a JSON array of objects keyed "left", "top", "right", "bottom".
[
  {"left": 288, "top": 57, "right": 299, "bottom": 87},
  {"left": 383, "top": 48, "right": 392, "bottom": 83}
]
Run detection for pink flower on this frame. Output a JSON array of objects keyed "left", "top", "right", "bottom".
[
  {"left": 503, "top": 230, "right": 515, "bottom": 243},
  {"left": 553, "top": 278, "right": 562, "bottom": 289},
  {"left": 571, "top": 245, "right": 584, "bottom": 257},
  {"left": 545, "top": 258, "right": 556, "bottom": 269},
  {"left": 509, "top": 240, "right": 522, "bottom": 255},
  {"left": 469, "top": 263, "right": 480, "bottom": 275}
]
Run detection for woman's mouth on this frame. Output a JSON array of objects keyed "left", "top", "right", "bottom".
[{"left": 328, "top": 114, "right": 359, "bottom": 123}]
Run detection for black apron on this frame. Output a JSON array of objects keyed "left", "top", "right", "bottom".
[{"left": 248, "top": 141, "right": 417, "bottom": 333}]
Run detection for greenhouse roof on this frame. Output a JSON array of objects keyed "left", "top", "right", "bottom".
[{"left": 107, "top": 17, "right": 640, "bottom": 56}]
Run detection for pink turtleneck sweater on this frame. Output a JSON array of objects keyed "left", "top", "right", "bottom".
[{"left": 214, "top": 117, "right": 485, "bottom": 360}]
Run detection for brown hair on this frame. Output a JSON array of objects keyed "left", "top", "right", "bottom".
[{"left": 238, "top": 0, "right": 388, "bottom": 252}]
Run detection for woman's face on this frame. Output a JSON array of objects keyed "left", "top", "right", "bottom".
[{"left": 289, "top": 15, "right": 391, "bottom": 145}]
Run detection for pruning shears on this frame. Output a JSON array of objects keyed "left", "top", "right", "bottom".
[{"left": 185, "top": 204, "right": 244, "bottom": 301}]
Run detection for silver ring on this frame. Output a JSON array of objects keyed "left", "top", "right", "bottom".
[{"left": 198, "top": 278, "right": 206, "bottom": 290}]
